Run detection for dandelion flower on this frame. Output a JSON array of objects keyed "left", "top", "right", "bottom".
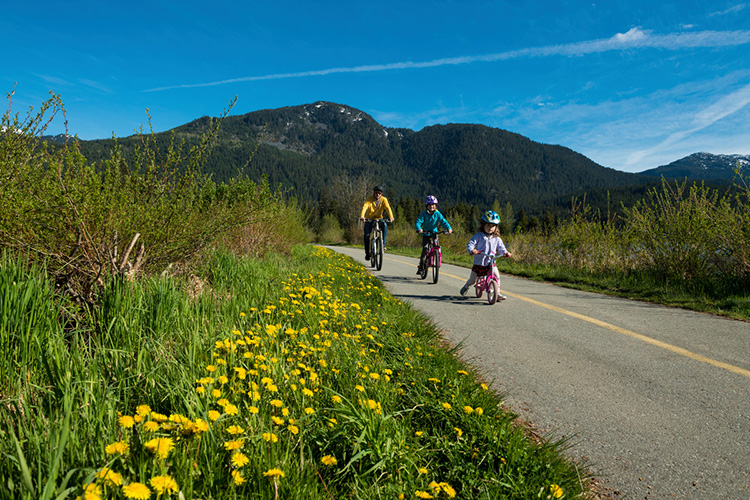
[
  {"left": 550, "top": 484, "right": 564, "bottom": 498},
  {"left": 441, "top": 402, "right": 452, "bottom": 410},
  {"left": 262, "top": 432, "right": 278, "bottom": 443},
  {"left": 331, "top": 395, "right": 342, "bottom": 404},
  {"left": 270, "top": 399, "right": 283, "bottom": 408},
  {"left": 302, "top": 388, "right": 314, "bottom": 397},
  {"left": 415, "top": 431, "right": 424, "bottom": 437},
  {"left": 136, "top": 405, "right": 151, "bottom": 416},
  {"left": 122, "top": 482, "right": 151, "bottom": 499},
  {"left": 355, "top": 385, "right": 365, "bottom": 392},
  {"left": 248, "top": 405, "right": 259, "bottom": 414},
  {"left": 231, "top": 452, "right": 250, "bottom": 468},
  {"left": 415, "top": 491, "right": 433, "bottom": 499},
  {"left": 224, "top": 439, "right": 245, "bottom": 450},
  {"left": 118, "top": 415, "right": 135, "bottom": 429},
  {"left": 231, "top": 470, "right": 246, "bottom": 485},
  {"left": 263, "top": 468, "right": 285, "bottom": 480},
  {"left": 304, "top": 407, "right": 315, "bottom": 414},
  {"left": 149, "top": 475, "right": 178, "bottom": 495},
  {"left": 439, "top": 482, "right": 456, "bottom": 498},
  {"left": 227, "top": 425, "right": 244, "bottom": 435},
  {"left": 271, "top": 416, "right": 285, "bottom": 425},
  {"left": 463, "top": 406, "right": 474, "bottom": 414},
  {"left": 206, "top": 365, "right": 217, "bottom": 372},
  {"left": 321, "top": 455, "right": 337, "bottom": 466},
  {"left": 208, "top": 410, "right": 221, "bottom": 421},
  {"left": 144, "top": 437, "right": 175, "bottom": 460},
  {"left": 96, "top": 468, "right": 122, "bottom": 486},
  {"left": 418, "top": 467, "right": 428, "bottom": 474},
  {"left": 104, "top": 441, "right": 129, "bottom": 456},
  {"left": 288, "top": 425, "right": 299, "bottom": 435},
  {"left": 79, "top": 483, "right": 101, "bottom": 499}
]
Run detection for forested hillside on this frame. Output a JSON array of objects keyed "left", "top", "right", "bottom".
[{"left": 73, "top": 101, "right": 654, "bottom": 214}]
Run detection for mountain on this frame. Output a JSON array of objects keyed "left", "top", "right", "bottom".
[
  {"left": 73, "top": 101, "right": 653, "bottom": 212},
  {"left": 639, "top": 152, "right": 750, "bottom": 180}
]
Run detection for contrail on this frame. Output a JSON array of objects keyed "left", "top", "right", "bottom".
[{"left": 144, "top": 28, "right": 750, "bottom": 92}]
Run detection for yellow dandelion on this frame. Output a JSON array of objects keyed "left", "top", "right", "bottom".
[
  {"left": 439, "top": 482, "right": 456, "bottom": 498},
  {"left": 302, "top": 388, "right": 314, "bottom": 397},
  {"left": 80, "top": 483, "right": 101, "bottom": 499},
  {"left": 271, "top": 416, "right": 285, "bottom": 425},
  {"left": 321, "top": 455, "right": 337, "bottom": 466},
  {"left": 225, "top": 404, "right": 238, "bottom": 415},
  {"left": 144, "top": 437, "right": 175, "bottom": 460},
  {"left": 122, "top": 482, "right": 151, "bottom": 499},
  {"left": 355, "top": 385, "right": 365, "bottom": 392},
  {"left": 104, "top": 441, "right": 129, "bottom": 456},
  {"left": 263, "top": 468, "right": 285, "bottom": 480},
  {"left": 288, "top": 425, "right": 299, "bottom": 434},
  {"left": 457, "top": 370, "right": 469, "bottom": 376},
  {"left": 369, "top": 372, "right": 380, "bottom": 380},
  {"left": 442, "top": 402, "right": 452, "bottom": 410},
  {"left": 331, "top": 395, "right": 342, "bottom": 404},
  {"left": 262, "top": 432, "right": 278, "bottom": 443},
  {"left": 149, "top": 475, "right": 178, "bottom": 495},
  {"left": 224, "top": 439, "right": 245, "bottom": 450},
  {"left": 463, "top": 406, "right": 474, "bottom": 414},
  {"left": 136, "top": 405, "right": 151, "bottom": 416},
  {"left": 304, "top": 407, "right": 315, "bottom": 414},
  {"left": 270, "top": 399, "right": 283, "bottom": 408},
  {"left": 231, "top": 469, "right": 246, "bottom": 485},
  {"left": 196, "top": 386, "right": 206, "bottom": 395},
  {"left": 208, "top": 410, "right": 221, "bottom": 421},
  {"left": 96, "top": 467, "right": 122, "bottom": 486},
  {"left": 418, "top": 467, "right": 428, "bottom": 474},
  {"left": 226, "top": 425, "right": 244, "bottom": 435},
  {"left": 206, "top": 365, "right": 217, "bottom": 372},
  {"left": 475, "top": 407, "right": 484, "bottom": 416},
  {"left": 415, "top": 431, "right": 424, "bottom": 437},
  {"left": 550, "top": 484, "right": 564, "bottom": 498},
  {"left": 415, "top": 491, "right": 433, "bottom": 499},
  {"left": 118, "top": 415, "right": 135, "bottom": 429},
  {"left": 231, "top": 452, "right": 250, "bottom": 468},
  {"left": 218, "top": 375, "right": 229, "bottom": 384},
  {"left": 248, "top": 405, "right": 259, "bottom": 414}
]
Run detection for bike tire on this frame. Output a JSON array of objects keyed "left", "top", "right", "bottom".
[
  {"left": 432, "top": 250, "right": 440, "bottom": 284},
  {"left": 487, "top": 280, "right": 498, "bottom": 305},
  {"left": 375, "top": 236, "right": 383, "bottom": 271},
  {"left": 420, "top": 261, "right": 428, "bottom": 279},
  {"left": 475, "top": 282, "right": 483, "bottom": 298},
  {"left": 370, "top": 239, "right": 376, "bottom": 268}
]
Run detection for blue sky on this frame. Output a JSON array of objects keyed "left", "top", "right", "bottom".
[{"left": 4, "top": 1, "right": 750, "bottom": 173}]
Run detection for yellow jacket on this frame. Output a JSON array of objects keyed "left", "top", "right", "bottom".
[{"left": 360, "top": 195, "right": 394, "bottom": 220}]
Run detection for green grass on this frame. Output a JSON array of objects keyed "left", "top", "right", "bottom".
[{"left": 1, "top": 246, "right": 585, "bottom": 500}]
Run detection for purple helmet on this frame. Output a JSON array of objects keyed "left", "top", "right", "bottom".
[{"left": 424, "top": 195, "right": 438, "bottom": 205}]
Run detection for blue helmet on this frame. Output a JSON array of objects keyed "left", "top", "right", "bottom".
[{"left": 481, "top": 210, "right": 500, "bottom": 224}]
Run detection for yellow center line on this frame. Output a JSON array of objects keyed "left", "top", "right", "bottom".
[{"left": 387, "top": 255, "right": 750, "bottom": 379}]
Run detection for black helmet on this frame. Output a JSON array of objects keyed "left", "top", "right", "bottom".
[{"left": 373, "top": 185, "right": 384, "bottom": 192}]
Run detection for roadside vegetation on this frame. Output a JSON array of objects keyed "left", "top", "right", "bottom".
[{"left": 1, "top": 94, "right": 585, "bottom": 499}]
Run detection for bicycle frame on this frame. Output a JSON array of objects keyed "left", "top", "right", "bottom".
[{"left": 420, "top": 230, "right": 448, "bottom": 283}]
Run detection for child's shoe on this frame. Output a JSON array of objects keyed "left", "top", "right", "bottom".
[
  {"left": 498, "top": 294, "right": 507, "bottom": 301},
  {"left": 460, "top": 285, "right": 468, "bottom": 296}
]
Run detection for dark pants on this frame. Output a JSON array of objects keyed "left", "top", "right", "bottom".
[{"left": 364, "top": 220, "right": 388, "bottom": 255}]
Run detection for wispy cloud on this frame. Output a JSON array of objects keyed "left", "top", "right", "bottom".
[
  {"left": 144, "top": 28, "right": 750, "bottom": 92},
  {"left": 709, "top": 3, "right": 746, "bottom": 16},
  {"left": 625, "top": 81, "right": 750, "bottom": 166}
]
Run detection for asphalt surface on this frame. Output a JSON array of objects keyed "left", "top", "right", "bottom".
[{"left": 325, "top": 245, "right": 750, "bottom": 500}]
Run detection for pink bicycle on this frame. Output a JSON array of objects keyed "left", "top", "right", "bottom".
[
  {"left": 418, "top": 230, "right": 449, "bottom": 283},
  {"left": 473, "top": 253, "right": 508, "bottom": 305}
]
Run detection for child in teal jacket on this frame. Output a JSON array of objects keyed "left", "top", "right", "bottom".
[{"left": 415, "top": 195, "right": 453, "bottom": 274}]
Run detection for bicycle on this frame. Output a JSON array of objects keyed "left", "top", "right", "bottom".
[
  {"left": 473, "top": 252, "right": 508, "bottom": 305},
  {"left": 365, "top": 218, "right": 386, "bottom": 271},
  {"left": 418, "top": 230, "right": 449, "bottom": 283}
]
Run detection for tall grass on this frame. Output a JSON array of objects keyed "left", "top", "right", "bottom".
[{"left": 1, "top": 247, "right": 586, "bottom": 499}]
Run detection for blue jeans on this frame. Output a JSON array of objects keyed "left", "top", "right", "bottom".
[{"left": 363, "top": 220, "right": 388, "bottom": 255}]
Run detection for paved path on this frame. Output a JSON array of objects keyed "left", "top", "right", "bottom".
[{"left": 326, "top": 245, "right": 750, "bottom": 500}]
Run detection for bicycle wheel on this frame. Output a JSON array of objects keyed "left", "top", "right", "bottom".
[
  {"left": 432, "top": 249, "right": 440, "bottom": 284},
  {"left": 487, "top": 279, "right": 498, "bottom": 305},
  {"left": 475, "top": 281, "right": 483, "bottom": 298},
  {"left": 420, "top": 259, "right": 428, "bottom": 279},
  {"left": 370, "top": 238, "right": 376, "bottom": 268},
  {"left": 375, "top": 235, "right": 383, "bottom": 271}
]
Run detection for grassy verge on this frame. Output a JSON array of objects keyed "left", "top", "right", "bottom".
[
  {"left": 1, "top": 245, "right": 585, "bottom": 499},
  {"left": 382, "top": 244, "right": 750, "bottom": 322}
]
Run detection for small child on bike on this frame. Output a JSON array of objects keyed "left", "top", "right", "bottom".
[
  {"left": 415, "top": 195, "right": 453, "bottom": 275},
  {"left": 460, "top": 210, "right": 512, "bottom": 299}
]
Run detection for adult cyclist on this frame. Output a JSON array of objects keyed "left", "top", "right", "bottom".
[{"left": 359, "top": 185, "right": 395, "bottom": 260}]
